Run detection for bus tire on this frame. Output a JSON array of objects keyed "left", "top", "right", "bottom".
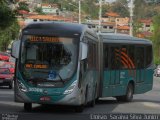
[
  {"left": 125, "top": 83, "right": 134, "bottom": 102},
  {"left": 75, "top": 105, "right": 84, "bottom": 113},
  {"left": 90, "top": 84, "right": 97, "bottom": 107},
  {"left": 84, "top": 86, "right": 88, "bottom": 106},
  {"left": 24, "top": 103, "right": 32, "bottom": 111},
  {"left": 116, "top": 83, "right": 134, "bottom": 102}
]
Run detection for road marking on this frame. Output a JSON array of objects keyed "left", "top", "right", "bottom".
[{"left": 142, "top": 102, "right": 160, "bottom": 108}]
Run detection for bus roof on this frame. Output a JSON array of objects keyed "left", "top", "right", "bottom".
[
  {"left": 22, "top": 21, "right": 91, "bottom": 36},
  {"left": 99, "top": 33, "right": 152, "bottom": 45}
]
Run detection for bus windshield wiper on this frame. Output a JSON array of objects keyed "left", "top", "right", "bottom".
[
  {"left": 57, "top": 72, "right": 65, "bottom": 85},
  {"left": 29, "top": 77, "right": 47, "bottom": 82},
  {"left": 32, "top": 70, "right": 65, "bottom": 84}
]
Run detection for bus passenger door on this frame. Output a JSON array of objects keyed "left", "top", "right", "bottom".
[
  {"left": 135, "top": 46, "right": 145, "bottom": 92},
  {"left": 102, "top": 45, "right": 112, "bottom": 97},
  {"left": 109, "top": 46, "right": 122, "bottom": 97},
  {"left": 102, "top": 45, "right": 121, "bottom": 97}
]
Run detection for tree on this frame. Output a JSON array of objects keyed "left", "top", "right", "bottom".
[
  {"left": 17, "top": 1, "right": 29, "bottom": 12},
  {"left": 0, "top": 0, "right": 20, "bottom": 51},
  {"left": 81, "top": 0, "right": 99, "bottom": 19},
  {"left": 0, "top": 0, "right": 16, "bottom": 29},
  {"left": 111, "top": 0, "right": 129, "bottom": 17},
  {"left": 34, "top": 7, "right": 44, "bottom": 14},
  {"left": 133, "top": 20, "right": 143, "bottom": 36},
  {"left": 102, "top": 4, "right": 111, "bottom": 16},
  {"left": 152, "top": 15, "right": 160, "bottom": 64}
]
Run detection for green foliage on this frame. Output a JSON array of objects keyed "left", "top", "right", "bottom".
[
  {"left": 34, "top": 7, "right": 44, "bottom": 14},
  {"left": 0, "top": 0, "right": 16, "bottom": 29},
  {"left": 18, "top": 1, "right": 30, "bottom": 12},
  {"left": 152, "top": 15, "right": 160, "bottom": 64},
  {"left": 154, "top": 56, "right": 160, "bottom": 65},
  {"left": 133, "top": 20, "right": 143, "bottom": 36},
  {"left": 111, "top": 0, "right": 129, "bottom": 17},
  {"left": 134, "top": 0, "right": 159, "bottom": 20},
  {"left": 0, "top": 0, "right": 20, "bottom": 51},
  {"left": 102, "top": 4, "right": 111, "bottom": 15}
]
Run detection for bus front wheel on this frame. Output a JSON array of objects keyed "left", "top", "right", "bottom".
[
  {"left": 75, "top": 105, "right": 84, "bottom": 113},
  {"left": 89, "top": 84, "right": 97, "bottom": 107},
  {"left": 24, "top": 103, "right": 32, "bottom": 111}
]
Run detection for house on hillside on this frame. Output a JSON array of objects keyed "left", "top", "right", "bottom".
[
  {"left": 138, "top": 19, "right": 153, "bottom": 32},
  {"left": 85, "top": 12, "right": 129, "bottom": 34},
  {"left": 102, "top": 12, "right": 120, "bottom": 23},
  {"left": 41, "top": 3, "right": 59, "bottom": 15},
  {"left": 136, "top": 19, "right": 153, "bottom": 38},
  {"left": 117, "top": 26, "right": 130, "bottom": 34}
]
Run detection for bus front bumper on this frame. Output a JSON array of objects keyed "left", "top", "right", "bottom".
[{"left": 15, "top": 87, "right": 83, "bottom": 106}]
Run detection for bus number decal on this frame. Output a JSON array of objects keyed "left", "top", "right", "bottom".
[{"left": 28, "top": 88, "right": 43, "bottom": 93}]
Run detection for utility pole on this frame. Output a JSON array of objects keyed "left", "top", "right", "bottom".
[
  {"left": 98, "top": 0, "right": 102, "bottom": 33},
  {"left": 79, "top": 0, "right": 81, "bottom": 24},
  {"left": 129, "top": 0, "right": 133, "bottom": 36},
  {"left": 115, "top": 18, "right": 117, "bottom": 34},
  {"left": 69, "top": 1, "right": 81, "bottom": 24}
]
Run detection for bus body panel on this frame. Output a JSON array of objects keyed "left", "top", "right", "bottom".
[
  {"left": 134, "top": 69, "right": 153, "bottom": 94},
  {"left": 99, "top": 33, "right": 154, "bottom": 98},
  {"left": 14, "top": 70, "right": 84, "bottom": 105},
  {"left": 14, "top": 22, "right": 99, "bottom": 107}
]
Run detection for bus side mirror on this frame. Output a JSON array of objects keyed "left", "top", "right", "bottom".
[
  {"left": 11, "top": 40, "right": 20, "bottom": 59},
  {"left": 80, "top": 42, "right": 88, "bottom": 60}
]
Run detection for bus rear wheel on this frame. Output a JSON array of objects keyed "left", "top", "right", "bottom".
[
  {"left": 116, "top": 83, "right": 134, "bottom": 102},
  {"left": 24, "top": 103, "right": 32, "bottom": 111},
  {"left": 75, "top": 105, "right": 84, "bottom": 113}
]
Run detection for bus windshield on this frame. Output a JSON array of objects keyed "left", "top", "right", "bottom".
[{"left": 20, "top": 35, "right": 79, "bottom": 83}]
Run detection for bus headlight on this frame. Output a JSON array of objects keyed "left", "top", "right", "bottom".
[
  {"left": 17, "top": 80, "right": 28, "bottom": 92},
  {"left": 64, "top": 80, "right": 77, "bottom": 95}
]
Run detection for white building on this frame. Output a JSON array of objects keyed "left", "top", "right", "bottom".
[{"left": 41, "top": 4, "right": 59, "bottom": 15}]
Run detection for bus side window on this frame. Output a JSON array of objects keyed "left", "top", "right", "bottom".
[
  {"left": 145, "top": 45, "right": 152, "bottom": 67},
  {"left": 103, "top": 44, "right": 108, "bottom": 69},
  {"left": 128, "top": 45, "right": 135, "bottom": 69},
  {"left": 136, "top": 47, "right": 145, "bottom": 69},
  {"left": 87, "top": 42, "right": 96, "bottom": 69},
  {"left": 110, "top": 46, "right": 121, "bottom": 70},
  {"left": 79, "top": 59, "right": 87, "bottom": 88}
]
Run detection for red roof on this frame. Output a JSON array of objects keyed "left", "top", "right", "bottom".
[
  {"left": 18, "top": 10, "right": 29, "bottom": 15},
  {"left": 104, "top": 12, "right": 120, "bottom": 17},
  {"left": 117, "top": 25, "right": 130, "bottom": 30},
  {"left": 27, "top": 15, "right": 73, "bottom": 22},
  {"left": 41, "top": 3, "right": 59, "bottom": 8},
  {"left": 139, "top": 19, "right": 152, "bottom": 24}
]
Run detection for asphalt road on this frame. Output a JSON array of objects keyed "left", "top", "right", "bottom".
[{"left": 0, "top": 77, "right": 160, "bottom": 120}]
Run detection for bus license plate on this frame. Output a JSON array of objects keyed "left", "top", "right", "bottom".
[{"left": 40, "top": 96, "right": 51, "bottom": 101}]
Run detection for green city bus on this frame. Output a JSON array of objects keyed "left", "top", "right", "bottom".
[
  {"left": 98, "top": 33, "right": 154, "bottom": 102},
  {"left": 11, "top": 22, "right": 99, "bottom": 112},
  {"left": 11, "top": 22, "right": 154, "bottom": 112}
]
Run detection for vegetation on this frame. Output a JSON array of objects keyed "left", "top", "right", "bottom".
[
  {"left": 17, "top": 1, "right": 30, "bottom": 12},
  {"left": 152, "top": 15, "right": 160, "bottom": 64},
  {"left": 2, "top": 0, "right": 160, "bottom": 64},
  {"left": 0, "top": 0, "right": 20, "bottom": 51},
  {"left": 111, "top": 0, "right": 129, "bottom": 17},
  {"left": 34, "top": 7, "right": 44, "bottom": 14},
  {"left": 134, "top": 0, "right": 158, "bottom": 20}
]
